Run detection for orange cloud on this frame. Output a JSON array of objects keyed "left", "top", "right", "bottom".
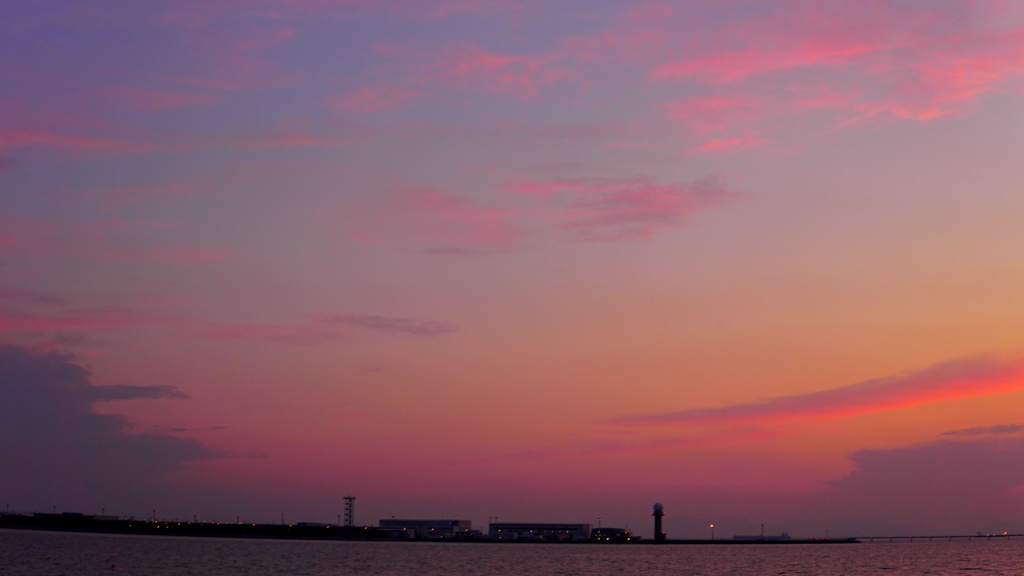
[{"left": 613, "top": 357, "right": 1024, "bottom": 429}]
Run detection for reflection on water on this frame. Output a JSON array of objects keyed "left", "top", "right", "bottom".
[{"left": 3, "top": 529, "right": 1024, "bottom": 576}]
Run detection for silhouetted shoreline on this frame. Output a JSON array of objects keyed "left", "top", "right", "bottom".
[
  {"left": 7, "top": 512, "right": 1022, "bottom": 544},
  {"left": 0, "top": 512, "right": 866, "bottom": 543}
]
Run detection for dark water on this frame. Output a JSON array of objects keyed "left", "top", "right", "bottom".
[{"left": 3, "top": 529, "right": 1023, "bottom": 575}]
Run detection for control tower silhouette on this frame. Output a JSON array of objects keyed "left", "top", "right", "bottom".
[{"left": 652, "top": 503, "right": 665, "bottom": 542}]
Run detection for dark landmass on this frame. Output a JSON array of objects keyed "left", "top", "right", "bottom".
[
  {"left": 657, "top": 538, "right": 860, "bottom": 544},
  {"left": 0, "top": 512, "right": 861, "bottom": 543},
  {"left": 0, "top": 513, "right": 387, "bottom": 540},
  {"left": 10, "top": 512, "right": 1015, "bottom": 544},
  {"left": 1, "top": 512, "right": 862, "bottom": 543}
]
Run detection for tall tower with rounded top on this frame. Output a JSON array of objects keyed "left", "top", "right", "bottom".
[{"left": 652, "top": 502, "right": 665, "bottom": 542}]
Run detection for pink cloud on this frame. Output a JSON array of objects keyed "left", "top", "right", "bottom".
[
  {"left": 512, "top": 176, "right": 732, "bottom": 242},
  {"left": 184, "top": 24, "right": 299, "bottom": 91},
  {"left": 647, "top": 2, "right": 938, "bottom": 85},
  {"left": 48, "top": 243, "right": 233, "bottom": 265},
  {"left": 351, "top": 189, "right": 524, "bottom": 254},
  {"left": 690, "top": 135, "right": 770, "bottom": 154},
  {"left": 355, "top": 175, "right": 734, "bottom": 253},
  {"left": 233, "top": 129, "right": 346, "bottom": 148},
  {"left": 71, "top": 184, "right": 204, "bottom": 211},
  {"left": 138, "top": 247, "right": 233, "bottom": 264},
  {"left": 419, "top": 42, "right": 571, "bottom": 96},
  {"left": 0, "top": 287, "right": 64, "bottom": 307},
  {"left": 612, "top": 357, "right": 1024, "bottom": 429},
  {"left": 851, "top": 34, "right": 1024, "bottom": 121},
  {"left": 460, "top": 357, "right": 1024, "bottom": 465},
  {"left": 199, "top": 324, "right": 344, "bottom": 346},
  {"left": 104, "top": 85, "right": 218, "bottom": 112},
  {"left": 323, "top": 314, "right": 458, "bottom": 336},
  {"left": 0, "top": 219, "right": 232, "bottom": 265},
  {"left": 425, "top": 0, "right": 523, "bottom": 20},
  {"left": 0, "top": 307, "right": 179, "bottom": 335},
  {"left": 0, "top": 233, "right": 19, "bottom": 248},
  {"left": 152, "top": 0, "right": 523, "bottom": 26},
  {"left": 665, "top": 95, "right": 767, "bottom": 134},
  {"left": 0, "top": 129, "right": 159, "bottom": 153},
  {"left": 596, "top": 1, "right": 1024, "bottom": 147},
  {"left": 200, "top": 313, "right": 458, "bottom": 345},
  {"left": 450, "top": 427, "right": 785, "bottom": 465},
  {"left": 0, "top": 8, "right": 307, "bottom": 160},
  {"left": 652, "top": 41, "right": 877, "bottom": 85},
  {"left": 0, "top": 156, "right": 19, "bottom": 173},
  {"left": 329, "top": 84, "right": 423, "bottom": 113}
]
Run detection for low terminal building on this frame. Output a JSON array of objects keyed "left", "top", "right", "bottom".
[
  {"left": 590, "top": 527, "right": 637, "bottom": 542},
  {"left": 488, "top": 522, "right": 591, "bottom": 541},
  {"left": 378, "top": 519, "right": 473, "bottom": 539},
  {"left": 733, "top": 532, "right": 792, "bottom": 541}
]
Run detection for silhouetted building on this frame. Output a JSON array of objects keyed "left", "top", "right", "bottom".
[
  {"left": 488, "top": 522, "right": 591, "bottom": 541},
  {"left": 378, "top": 519, "right": 472, "bottom": 539},
  {"left": 734, "top": 532, "right": 791, "bottom": 541},
  {"left": 591, "top": 527, "right": 636, "bottom": 542}
]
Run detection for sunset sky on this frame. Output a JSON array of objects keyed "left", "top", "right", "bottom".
[{"left": 3, "top": 0, "right": 1024, "bottom": 538}]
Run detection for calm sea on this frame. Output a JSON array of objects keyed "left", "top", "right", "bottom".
[{"left": 2, "top": 529, "right": 1023, "bottom": 576}]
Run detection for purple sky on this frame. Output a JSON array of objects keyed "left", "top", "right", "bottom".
[{"left": 3, "top": 0, "right": 1024, "bottom": 538}]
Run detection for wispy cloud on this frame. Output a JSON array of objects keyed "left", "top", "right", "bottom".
[
  {"left": 201, "top": 313, "right": 458, "bottom": 345},
  {"left": 0, "top": 218, "right": 232, "bottom": 265},
  {"left": 356, "top": 175, "right": 733, "bottom": 254},
  {"left": 239, "top": 132, "right": 343, "bottom": 148},
  {"left": 325, "top": 314, "right": 458, "bottom": 336},
  {"left": 0, "top": 287, "right": 64, "bottom": 307},
  {"left": 943, "top": 424, "right": 1024, "bottom": 437},
  {"left": 88, "top": 384, "right": 190, "bottom": 401},
  {"left": 0, "top": 129, "right": 159, "bottom": 153},
  {"left": 0, "top": 233, "right": 20, "bottom": 248},
  {"left": 351, "top": 189, "right": 524, "bottom": 255},
  {"left": 421, "top": 42, "right": 570, "bottom": 97},
  {"left": 472, "top": 357, "right": 1024, "bottom": 465},
  {"left": 422, "top": 0, "right": 524, "bottom": 20},
  {"left": 0, "top": 307, "right": 179, "bottom": 336},
  {"left": 42, "top": 332, "right": 109, "bottom": 352},
  {"left": 612, "top": 357, "right": 1024, "bottom": 429},
  {"left": 0, "top": 156, "right": 19, "bottom": 173},
  {"left": 515, "top": 175, "right": 732, "bottom": 242},
  {"left": 565, "top": 0, "right": 1024, "bottom": 150},
  {"left": 198, "top": 323, "right": 344, "bottom": 346},
  {"left": 103, "top": 85, "right": 218, "bottom": 112},
  {"left": 152, "top": 0, "right": 524, "bottom": 27},
  {"left": 690, "top": 135, "right": 771, "bottom": 154},
  {"left": 329, "top": 84, "right": 423, "bottom": 113},
  {"left": 448, "top": 427, "right": 780, "bottom": 466},
  {"left": 167, "top": 425, "right": 227, "bottom": 433}
]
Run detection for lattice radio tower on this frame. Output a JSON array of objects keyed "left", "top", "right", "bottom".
[{"left": 343, "top": 496, "right": 356, "bottom": 527}]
